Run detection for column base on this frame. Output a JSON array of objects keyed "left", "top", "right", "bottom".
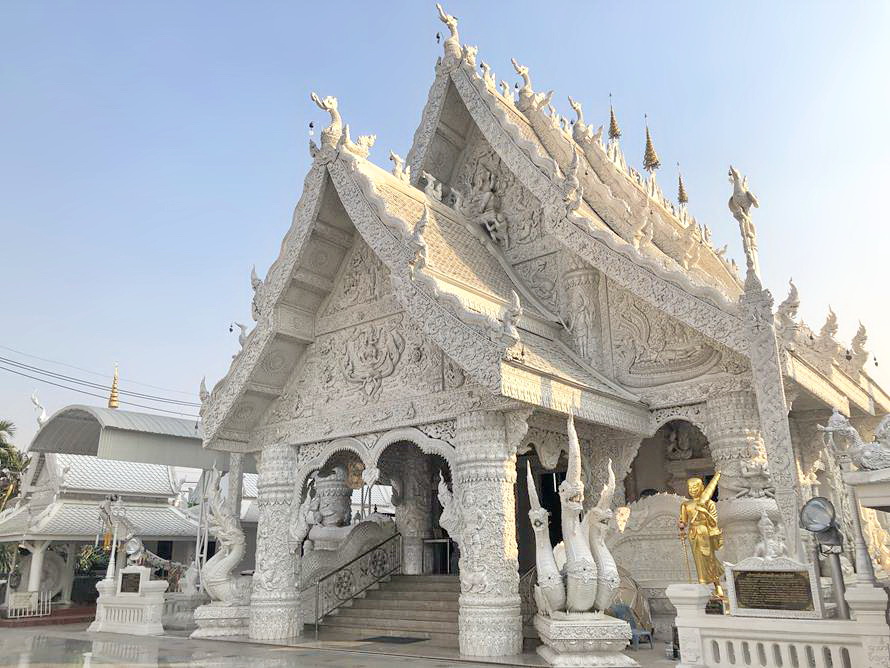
[
  {"left": 248, "top": 598, "right": 302, "bottom": 640},
  {"left": 191, "top": 603, "right": 250, "bottom": 638},
  {"left": 458, "top": 596, "right": 522, "bottom": 657},
  {"left": 534, "top": 613, "right": 637, "bottom": 667}
]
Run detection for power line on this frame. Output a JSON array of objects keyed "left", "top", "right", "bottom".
[
  {"left": 0, "top": 364, "right": 199, "bottom": 419},
  {"left": 0, "top": 344, "right": 196, "bottom": 397},
  {"left": 0, "top": 356, "right": 199, "bottom": 407}
]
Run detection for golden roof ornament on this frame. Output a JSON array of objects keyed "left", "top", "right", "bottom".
[
  {"left": 677, "top": 164, "right": 689, "bottom": 205},
  {"left": 643, "top": 115, "right": 661, "bottom": 173},
  {"left": 108, "top": 364, "right": 120, "bottom": 409},
  {"left": 608, "top": 94, "right": 621, "bottom": 141}
]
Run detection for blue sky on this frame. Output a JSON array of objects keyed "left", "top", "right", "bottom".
[{"left": 2, "top": 2, "right": 888, "bottom": 447}]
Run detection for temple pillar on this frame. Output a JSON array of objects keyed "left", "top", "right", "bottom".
[
  {"left": 740, "top": 278, "right": 804, "bottom": 559},
  {"left": 249, "top": 442, "right": 301, "bottom": 640},
  {"left": 25, "top": 541, "right": 50, "bottom": 593},
  {"left": 393, "top": 449, "right": 432, "bottom": 574},
  {"left": 705, "top": 391, "right": 779, "bottom": 562},
  {"left": 453, "top": 409, "right": 523, "bottom": 657},
  {"left": 60, "top": 543, "right": 76, "bottom": 606}
]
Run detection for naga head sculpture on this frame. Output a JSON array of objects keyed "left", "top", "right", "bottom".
[
  {"left": 526, "top": 461, "right": 550, "bottom": 532},
  {"left": 558, "top": 412, "right": 585, "bottom": 512}
]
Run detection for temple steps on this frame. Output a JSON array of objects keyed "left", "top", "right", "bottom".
[{"left": 318, "top": 574, "right": 460, "bottom": 647}]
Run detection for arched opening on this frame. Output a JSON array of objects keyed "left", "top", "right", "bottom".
[
  {"left": 625, "top": 420, "right": 714, "bottom": 502},
  {"left": 376, "top": 440, "right": 453, "bottom": 575}
]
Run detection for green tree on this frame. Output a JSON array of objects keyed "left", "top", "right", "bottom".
[{"left": 0, "top": 420, "right": 29, "bottom": 512}]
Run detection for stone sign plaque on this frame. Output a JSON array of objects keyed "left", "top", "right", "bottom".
[
  {"left": 733, "top": 570, "right": 813, "bottom": 611},
  {"left": 725, "top": 556, "right": 824, "bottom": 619},
  {"left": 119, "top": 572, "right": 142, "bottom": 594}
]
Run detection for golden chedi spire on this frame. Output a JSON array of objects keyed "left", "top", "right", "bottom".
[
  {"left": 608, "top": 94, "right": 621, "bottom": 141},
  {"left": 108, "top": 364, "right": 120, "bottom": 409},
  {"left": 643, "top": 115, "right": 661, "bottom": 173},
  {"left": 677, "top": 163, "right": 689, "bottom": 205}
]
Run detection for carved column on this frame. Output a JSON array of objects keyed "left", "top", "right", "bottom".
[
  {"left": 393, "top": 449, "right": 433, "bottom": 574},
  {"left": 249, "top": 442, "right": 301, "bottom": 640},
  {"left": 740, "top": 281, "right": 804, "bottom": 558},
  {"left": 705, "top": 390, "right": 778, "bottom": 562},
  {"left": 453, "top": 409, "right": 523, "bottom": 657}
]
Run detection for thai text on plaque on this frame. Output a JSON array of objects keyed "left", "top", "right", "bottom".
[{"left": 732, "top": 570, "right": 814, "bottom": 611}]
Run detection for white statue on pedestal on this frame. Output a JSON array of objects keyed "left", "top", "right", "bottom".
[{"left": 526, "top": 413, "right": 637, "bottom": 667}]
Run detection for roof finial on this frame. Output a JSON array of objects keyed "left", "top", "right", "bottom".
[
  {"left": 643, "top": 114, "right": 660, "bottom": 173},
  {"left": 677, "top": 162, "right": 688, "bottom": 205},
  {"left": 608, "top": 93, "right": 621, "bottom": 141},
  {"left": 108, "top": 363, "right": 120, "bottom": 409}
]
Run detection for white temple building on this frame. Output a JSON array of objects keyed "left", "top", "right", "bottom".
[{"left": 189, "top": 5, "right": 890, "bottom": 658}]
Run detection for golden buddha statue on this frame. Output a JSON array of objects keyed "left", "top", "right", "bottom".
[{"left": 678, "top": 473, "right": 725, "bottom": 598}]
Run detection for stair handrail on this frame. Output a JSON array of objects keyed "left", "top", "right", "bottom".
[{"left": 306, "top": 531, "right": 402, "bottom": 638}]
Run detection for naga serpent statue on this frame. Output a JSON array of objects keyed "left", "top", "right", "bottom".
[
  {"left": 527, "top": 413, "right": 620, "bottom": 616},
  {"left": 819, "top": 408, "right": 890, "bottom": 471},
  {"left": 202, "top": 468, "right": 251, "bottom": 606}
]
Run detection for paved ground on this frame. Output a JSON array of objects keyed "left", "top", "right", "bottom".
[{"left": 0, "top": 623, "right": 677, "bottom": 667}]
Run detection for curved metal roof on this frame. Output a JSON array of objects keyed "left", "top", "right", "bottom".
[{"left": 28, "top": 405, "right": 254, "bottom": 473}]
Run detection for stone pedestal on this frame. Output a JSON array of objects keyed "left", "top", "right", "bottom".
[
  {"left": 89, "top": 565, "right": 168, "bottom": 636},
  {"left": 192, "top": 603, "right": 250, "bottom": 637},
  {"left": 534, "top": 613, "right": 637, "bottom": 667},
  {"left": 666, "top": 583, "right": 712, "bottom": 668},
  {"left": 164, "top": 591, "right": 209, "bottom": 630}
]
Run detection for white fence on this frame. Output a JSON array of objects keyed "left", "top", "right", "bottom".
[
  {"left": 6, "top": 590, "right": 52, "bottom": 619},
  {"left": 668, "top": 583, "right": 890, "bottom": 668}
]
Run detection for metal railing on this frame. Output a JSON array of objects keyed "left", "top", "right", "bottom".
[
  {"left": 309, "top": 532, "right": 402, "bottom": 638},
  {"left": 6, "top": 590, "right": 52, "bottom": 619}
]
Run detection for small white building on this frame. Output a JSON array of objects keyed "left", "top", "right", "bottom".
[{"left": 0, "top": 405, "right": 258, "bottom": 610}]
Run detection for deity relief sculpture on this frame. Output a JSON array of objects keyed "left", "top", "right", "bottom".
[
  {"left": 752, "top": 510, "right": 788, "bottom": 560},
  {"left": 818, "top": 408, "right": 890, "bottom": 471},
  {"left": 526, "top": 413, "right": 621, "bottom": 616},
  {"left": 678, "top": 474, "right": 725, "bottom": 598}
]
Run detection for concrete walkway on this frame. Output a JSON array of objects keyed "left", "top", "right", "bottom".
[{"left": 0, "top": 623, "right": 678, "bottom": 667}]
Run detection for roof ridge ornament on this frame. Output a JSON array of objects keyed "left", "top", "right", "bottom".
[
  {"left": 727, "top": 165, "right": 760, "bottom": 285},
  {"left": 563, "top": 148, "right": 583, "bottom": 212},
  {"left": 608, "top": 94, "right": 621, "bottom": 142},
  {"left": 250, "top": 265, "right": 263, "bottom": 321},
  {"left": 407, "top": 205, "right": 430, "bottom": 279},
  {"left": 389, "top": 151, "right": 411, "bottom": 183},
  {"left": 435, "top": 4, "right": 462, "bottom": 70},
  {"left": 31, "top": 391, "right": 48, "bottom": 427},
  {"left": 108, "top": 364, "right": 120, "bottom": 409},
  {"left": 510, "top": 58, "right": 552, "bottom": 112},
  {"left": 310, "top": 92, "right": 342, "bottom": 152},
  {"left": 338, "top": 123, "right": 376, "bottom": 159},
  {"left": 643, "top": 115, "right": 661, "bottom": 173}
]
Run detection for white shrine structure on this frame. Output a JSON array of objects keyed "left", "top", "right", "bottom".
[{"left": 194, "top": 5, "right": 890, "bottom": 659}]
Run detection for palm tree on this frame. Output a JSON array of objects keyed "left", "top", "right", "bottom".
[{"left": 0, "top": 420, "right": 29, "bottom": 512}]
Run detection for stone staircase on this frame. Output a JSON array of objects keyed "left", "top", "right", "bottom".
[{"left": 318, "top": 574, "right": 460, "bottom": 647}]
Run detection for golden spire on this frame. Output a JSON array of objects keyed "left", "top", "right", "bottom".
[
  {"left": 643, "top": 115, "right": 660, "bottom": 173},
  {"left": 677, "top": 163, "right": 688, "bottom": 205},
  {"left": 608, "top": 93, "right": 621, "bottom": 141},
  {"left": 108, "top": 364, "right": 120, "bottom": 409}
]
